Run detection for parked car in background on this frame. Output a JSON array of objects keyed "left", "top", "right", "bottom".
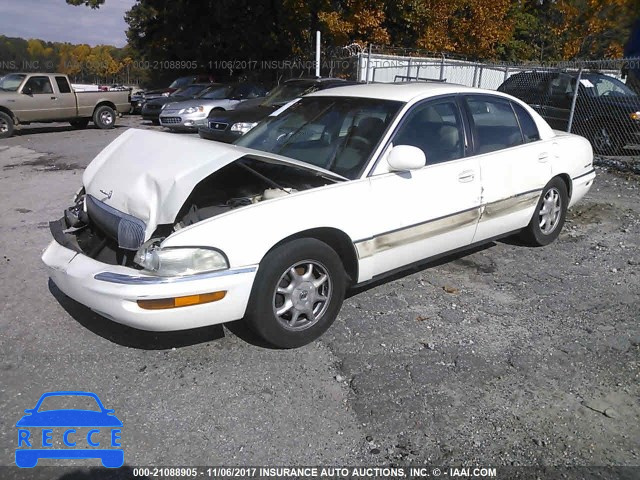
[
  {"left": 159, "top": 83, "right": 266, "bottom": 131},
  {"left": 132, "top": 74, "right": 215, "bottom": 114},
  {"left": 498, "top": 71, "right": 640, "bottom": 154},
  {"left": 43, "top": 83, "right": 594, "bottom": 348},
  {"left": 141, "top": 84, "right": 220, "bottom": 125},
  {"left": 0, "top": 73, "right": 130, "bottom": 138},
  {"left": 199, "top": 78, "right": 353, "bottom": 142}
]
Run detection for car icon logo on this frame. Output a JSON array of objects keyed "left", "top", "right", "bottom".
[{"left": 15, "top": 391, "right": 123, "bottom": 468}]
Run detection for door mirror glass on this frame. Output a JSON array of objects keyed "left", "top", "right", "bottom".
[{"left": 387, "top": 145, "right": 426, "bottom": 171}]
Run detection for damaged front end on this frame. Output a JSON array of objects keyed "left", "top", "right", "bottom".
[
  {"left": 50, "top": 188, "right": 148, "bottom": 268},
  {"left": 50, "top": 154, "right": 340, "bottom": 274}
]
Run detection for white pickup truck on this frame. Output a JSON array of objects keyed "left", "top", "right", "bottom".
[{"left": 0, "top": 73, "right": 131, "bottom": 138}]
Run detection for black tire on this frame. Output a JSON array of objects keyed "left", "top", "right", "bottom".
[
  {"left": 589, "top": 125, "right": 622, "bottom": 155},
  {"left": 244, "top": 238, "right": 346, "bottom": 348},
  {"left": 0, "top": 111, "right": 14, "bottom": 139},
  {"left": 69, "top": 118, "right": 90, "bottom": 129},
  {"left": 520, "top": 177, "right": 568, "bottom": 246},
  {"left": 93, "top": 105, "right": 116, "bottom": 129}
]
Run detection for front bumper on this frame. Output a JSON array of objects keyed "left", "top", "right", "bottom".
[
  {"left": 159, "top": 113, "right": 208, "bottom": 130},
  {"left": 141, "top": 109, "right": 162, "bottom": 121},
  {"left": 198, "top": 126, "right": 239, "bottom": 143},
  {"left": 42, "top": 240, "right": 258, "bottom": 332}
]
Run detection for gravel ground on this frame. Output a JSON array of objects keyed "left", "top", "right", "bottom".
[{"left": 0, "top": 118, "right": 638, "bottom": 479}]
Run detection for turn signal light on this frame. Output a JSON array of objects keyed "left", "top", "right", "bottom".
[
  {"left": 631, "top": 111, "right": 640, "bottom": 121},
  {"left": 137, "top": 291, "right": 226, "bottom": 310}
]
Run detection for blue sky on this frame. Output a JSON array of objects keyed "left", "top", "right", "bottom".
[{"left": 0, "top": 0, "right": 135, "bottom": 47}]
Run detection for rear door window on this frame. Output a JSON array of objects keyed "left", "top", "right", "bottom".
[{"left": 465, "top": 96, "right": 524, "bottom": 154}]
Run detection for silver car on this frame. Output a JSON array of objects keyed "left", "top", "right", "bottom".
[{"left": 159, "top": 83, "right": 267, "bottom": 131}]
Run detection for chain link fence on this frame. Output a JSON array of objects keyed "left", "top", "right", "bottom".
[{"left": 352, "top": 48, "right": 640, "bottom": 158}]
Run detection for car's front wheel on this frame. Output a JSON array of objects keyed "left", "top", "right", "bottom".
[
  {"left": 244, "top": 238, "right": 346, "bottom": 348},
  {"left": 521, "top": 177, "right": 568, "bottom": 246}
]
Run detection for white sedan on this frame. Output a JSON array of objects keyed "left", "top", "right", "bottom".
[{"left": 42, "top": 83, "right": 595, "bottom": 348}]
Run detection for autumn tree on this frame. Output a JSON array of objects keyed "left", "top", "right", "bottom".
[{"left": 552, "top": 0, "right": 640, "bottom": 59}]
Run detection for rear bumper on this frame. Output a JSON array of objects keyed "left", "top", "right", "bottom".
[
  {"left": 42, "top": 240, "right": 258, "bottom": 332},
  {"left": 569, "top": 169, "right": 596, "bottom": 208}
]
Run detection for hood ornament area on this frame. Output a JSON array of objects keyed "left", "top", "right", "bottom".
[{"left": 100, "top": 189, "right": 113, "bottom": 200}]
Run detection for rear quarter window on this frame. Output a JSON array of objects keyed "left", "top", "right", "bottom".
[
  {"left": 55, "top": 76, "right": 71, "bottom": 94},
  {"left": 512, "top": 102, "right": 540, "bottom": 143}
]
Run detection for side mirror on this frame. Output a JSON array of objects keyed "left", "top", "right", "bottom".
[
  {"left": 387, "top": 145, "right": 426, "bottom": 171},
  {"left": 23, "top": 87, "right": 33, "bottom": 95}
]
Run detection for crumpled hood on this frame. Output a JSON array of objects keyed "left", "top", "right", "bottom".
[
  {"left": 82, "top": 129, "right": 344, "bottom": 242},
  {"left": 83, "top": 129, "right": 245, "bottom": 240}
]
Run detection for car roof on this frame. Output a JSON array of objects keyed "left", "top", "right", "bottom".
[
  {"left": 308, "top": 82, "right": 510, "bottom": 103},
  {"left": 284, "top": 77, "right": 345, "bottom": 83}
]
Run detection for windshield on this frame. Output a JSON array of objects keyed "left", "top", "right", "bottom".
[
  {"left": 174, "top": 84, "right": 207, "bottom": 97},
  {"left": 0, "top": 73, "right": 26, "bottom": 91},
  {"left": 198, "top": 85, "right": 231, "bottom": 99},
  {"left": 236, "top": 97, "right": 403, "bottom": 179},
  {"left": 581, "top": 74, "right": 637, "bottom": 97},
  {"left": 262, "top": 82, "right": 317, "bottom": 107},
  {"left": 169, "top": 76, "right": 194, "bottom": 89}
]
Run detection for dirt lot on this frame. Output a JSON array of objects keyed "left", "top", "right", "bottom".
[{"left": 0, "top": 118, "right": 638, "bottom": 478}]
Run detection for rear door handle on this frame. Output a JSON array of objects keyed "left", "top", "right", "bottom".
[
  {"left": 538, "top": 152, "right": 550, "bottom": 162},
  {"left": 458, "top": 170, "right": 475, "bottom": 182},
  {"left": 50, "top": 96, "right": 57, "bottom": 100}
]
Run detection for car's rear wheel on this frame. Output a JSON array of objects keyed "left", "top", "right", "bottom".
[
  {"left": 93, "top": 105, "right": 116, "bottom": 129},
  {"left": 69, "top": 118, "right": 90, "bottom": 129},
  {"left": 520, "top": 177, "right": 568, "bottom": 246},
  {"left": 244, "top": 238, "right": 346, "bottom": 348},
  {"left": 0, "top": 111, "right": 14, "bottom": 139}
]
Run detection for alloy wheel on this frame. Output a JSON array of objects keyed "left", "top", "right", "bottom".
[{"left": 272, "top": 260, "right": 332, "bottom": 331}]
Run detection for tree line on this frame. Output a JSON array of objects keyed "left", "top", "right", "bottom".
[
  {"left": 70, "top": 0, "right": 639, "bottom": 61},
  {"left": 0, "top": 36, "right": 147, "bottom": 85},
  {"left": 3, "top": 0, "right": 638, "bottom": 86}
]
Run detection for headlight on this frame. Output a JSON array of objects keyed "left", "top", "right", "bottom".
[
  {"left": 630, "top": 111, "right": 640, "bottom": 121},
  {"left": 162, "top": 92, "right": 170, "bottom": 97},
  {"left": 134, "top": 243, "right": 228, "bottom": 276},
  {"left": 182, "top": 106, "right": 204, "bottom": 114},
  {"left": 230, "top": 122, "right": 258, "bottom": 134}
]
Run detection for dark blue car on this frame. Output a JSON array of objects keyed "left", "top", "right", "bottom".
[{"left": 15, "top": 391, "right": 123, "bottom": 468}]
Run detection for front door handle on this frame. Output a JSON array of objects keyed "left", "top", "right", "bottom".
[
  {"left": 458, "top": 170, "right": 475, "bottom": 183},
  {"left": 538, "top": 152, "right": 550, "bottom": 162},
  {"left": 50, "top": 96, "right": 57, "bottom": 100}
]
